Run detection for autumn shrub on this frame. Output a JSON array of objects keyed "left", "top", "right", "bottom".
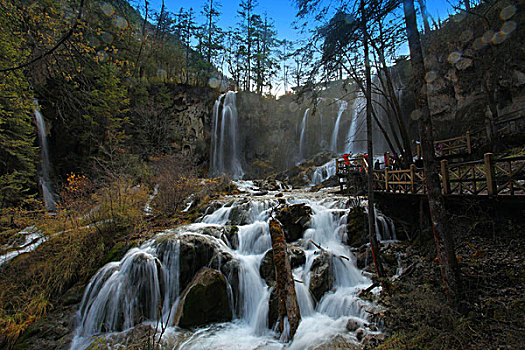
[
  {"left": 0, "top": 178, "right": 149, "bottom": 347},
  {"left": 151, "top": 154, "right": 200, "bottom": 217}
]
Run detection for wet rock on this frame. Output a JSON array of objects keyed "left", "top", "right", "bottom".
[
  {"left": 346, "top": 318, "right": 362, "bottom": 332},
  {"left": 201, "top": 225, "right": 239, "bottom": 250},
  {"left": 201, "top": 226, "right": 224, "bottom": 240},
  {"left": 288, "top": 247, "right": 307, "bottom": 268},
  {"left": 155, "top": 234, "right": 238, "bottom": 294},
  {"left": 228, "top": 201, "right": 254, "bottom": 225},
  {"left": 275, "top": 204, "right": 312, "bottom": 242},
  {"left": 312, "top": 335, "right": 361, "bottom": 349},
  {"left": 98, "top": 324, "right": 154, "bottom": 348},
  {"left": 268, "top": 287, "right": 279, "bottom": 329},
  {"left": 252, "top": 190, "right": 268, "bottom": 196},
  {"left": 362, "top": 332, "right": 386, "bottom": 347},
  {"left": 259, "top": 250, "right": 275, "bottom": 286},
  {"left": 259, "top": 247, "right": 306, "bottom": 286},
  {"left": 355, "top": 328, "right": 365, "bottom": 342},
  {"left": 223, "top": 225, "right": 239, "bottom": 250},
  {"left": 346, "top": 206, "right": 368, "bottom": 247},
  {"left": 355, "top": 246, "right": 371, "bottom": 269},
  {"left": 209, "top": 251, "right": 240, "bottom": 309},
  {"left": 309, "top": 252, "right": 334, "bottom": 302},
  {"left": 174, "top": 268, "right": 232, "bottom": 328},
  {"left": 13, "top": 303, "right": 77, "bottom": 350}
]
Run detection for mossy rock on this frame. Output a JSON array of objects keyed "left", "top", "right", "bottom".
[
  {"left": 275, "top": 204, "right": 312, "bottom": 242},
  {"left": 309, "top": 252, "right": 334, "bottom": 302},
  {"left": 346, "top": 206, "right": 368, "bottom": 247},
  {"left": 174, "top": 268, "right": 232, "bottom": 328},
  {"left": 259, "top": 247, "right": 306, "bottom": 286},
  {"left": 101, "top": 241, "right": 137, "bottom": 266}
]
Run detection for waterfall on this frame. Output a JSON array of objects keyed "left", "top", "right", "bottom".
[
  {"left": 72, "top": 185, "right": 391, "bottom": 349},
  {"left": 345, "top": 94, "right": 366, "bottom": 154},
  {"left": 34, "top": 101, "right": 56, "bottom": 211},
  {"left": 310, "top": 160, "right": 337, "bottom": 185},
  {"left": 298, "top": 108, "right": 310, "bottom": 162},
  {"left": 210, "top": 91, "right": 244, "bottom": 179},
  {"left": 329, "top": 100, "right": 348, "bottom": 153}
]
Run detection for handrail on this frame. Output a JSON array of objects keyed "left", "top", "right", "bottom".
[{"left": 337, "top": 152, "right": 524, "bottom": 196}]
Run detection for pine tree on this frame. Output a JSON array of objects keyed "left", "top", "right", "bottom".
[
  {"left": 0, "top": 1, "right": 37, "bottom": 207},
  {"left": 201, "top": 0, "right": 223, "bottom": 69}
]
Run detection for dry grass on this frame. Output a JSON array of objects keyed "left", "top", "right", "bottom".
[{"left": 0, "top": 178, "right": 149, "bottom": 347}]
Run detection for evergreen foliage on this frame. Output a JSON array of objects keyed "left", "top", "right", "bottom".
[{"left": 0, "top": 0, "right": 37, "bottom": 208}]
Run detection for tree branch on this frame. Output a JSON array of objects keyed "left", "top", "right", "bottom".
[{"left": 0, "top": 0, "right": 85, "bottom": 73}]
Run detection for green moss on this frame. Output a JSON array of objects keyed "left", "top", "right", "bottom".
[{"left": 100, "top": 241, "right": 136, "bottom": 266}]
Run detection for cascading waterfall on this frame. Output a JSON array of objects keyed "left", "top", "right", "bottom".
[
  {"left": 72, "top": 184, "right": 392, "bottom": 349},
  {"left": 298, "top": 108, "right": 310, "bottom": 162},
  {"left": 310, "top": 160, "right": 337, "bottom": 185},
  {"left": 345, "top": 94, "right": 366, "bottom": 154},
  {"left": 329, "top": 100, "right": 348, "bottom": 153},
  {"left": 210, "top": 91, "right": 244, "bottom": 179},
  {"left": 34, "top": 101, "right": 56, "bottom": 211}
]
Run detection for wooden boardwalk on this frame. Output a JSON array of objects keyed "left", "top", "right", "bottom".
[{"left": 336, "top": 153, "right": 525, "bottom": 197}]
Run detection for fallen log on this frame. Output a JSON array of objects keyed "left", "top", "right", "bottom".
[{"left": 269, "top": 219, "right": 301, "bottom": 341}]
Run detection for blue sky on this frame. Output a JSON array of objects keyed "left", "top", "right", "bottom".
[{"left": 146, "top": 0, "right": 459, "bottom": 42}]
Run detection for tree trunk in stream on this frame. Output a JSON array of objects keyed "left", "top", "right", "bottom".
[{"left": 269, "top": 219, "right": 301, "bottom": 341}]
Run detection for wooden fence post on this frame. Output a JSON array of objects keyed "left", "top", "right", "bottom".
[
  {"left": 441, "top": 159, "right": 450, "bottom": 195},
  {"left": 410, "top": 164, "right": 416, "bottom": 193},
  {"left": 484, "top": 153, "right": 496, "bottom": 196},
  {"left": 384, "top": 168, "right": 389, "bottom": 192},
  {"left": 466, "top": 131, "right": 472, "bottom": 154}
]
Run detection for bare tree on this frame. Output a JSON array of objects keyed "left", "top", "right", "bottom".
[{"left": 402, "top": 0, "right": 461, "bottom": 302}]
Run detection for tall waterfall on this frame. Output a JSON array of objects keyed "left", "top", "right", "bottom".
[
  {"left": 298, "top": 108, "right": 310, "bottom": 162},
  {"left": 345, "top": 94, "right": 367, "bottom": 154},
  {"left": 210, "top": 91, "right": 244, "bottom": 179},
  {"left": 329, "top": 100, "right": 348, "bottom": 153},
  {"left": 34, "top": 101, "right": 56, "bottom": 211},
  {"left": 72, "top": 185, "right": 391, "bottom": 349}
]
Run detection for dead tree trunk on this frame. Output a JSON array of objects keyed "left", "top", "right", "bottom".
[
  {"left": 269, "top": 219, "right": 301, "bottom": 341},
  {"left": 362, "top": 1, "right": 389, "bottom": 294},
  {"left": 403, "top": 0, "right": 461, "bottom": 303}
]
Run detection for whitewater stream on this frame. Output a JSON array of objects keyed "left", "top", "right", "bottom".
[{"left": 71, "top": 183, "right": 393, "bottom": 349}]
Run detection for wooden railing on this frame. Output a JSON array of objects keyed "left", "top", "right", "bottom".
[
  {"left": 337, "top": 153, "right": 525, "bottom": 196},
  {"left": 416, "top": 132, "right": 472, "bottom": 159},
  {"left": 335, "top": 156, "right": 365, "bottom": 176},
  {"left": 441, "top": 155, "right": 525, "bottom": 196}
]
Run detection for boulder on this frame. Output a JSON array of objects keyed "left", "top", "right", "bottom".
[
  {"left": 309, "top": 252, "right": 334, "bottom": 302},
  {"left": 155, "top": 234, "right": 239, "bottom": 295},
  {"left": 174, "top": 268, "right": 232, "bottom": 328},
  {"left": 362, "top": 332, "right": 386, "bottom": 347},
  {"left": 259, "top": 247, "right": 306, "bottom": 286},
  {"left": 275, "top": 204, "right": 312, "bottom": 242},
  {"left": 223, "top": 225, "right": 239, "bottom": 250},
  {"left": 355, "top": 246, "right": 371, "bottom": 269},
  {"left": 201, "top": 225, "right": 239, "bottom": 250},
  {"left": 346, "top": 318, "right": 362, "bottom": 332},
  {"left": 345, "top": 206, "right": 368, "bottom": 247}
]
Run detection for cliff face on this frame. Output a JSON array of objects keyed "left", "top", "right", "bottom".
[
  {"left": 422, "top": 0, "right": 525, "bottom": 138},
  {"left": 198, "top": 1, "right": 525, "bottom": 178},
  {"left": 234, "top": 91, "right": 359, "bottom": 178},
  {"left": 169, "top": 85, "right": 220, "bottom": 163}
]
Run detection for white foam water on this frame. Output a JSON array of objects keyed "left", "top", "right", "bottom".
[{"left": 71, "top": 183, "right": 390, "bottom": 349}]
